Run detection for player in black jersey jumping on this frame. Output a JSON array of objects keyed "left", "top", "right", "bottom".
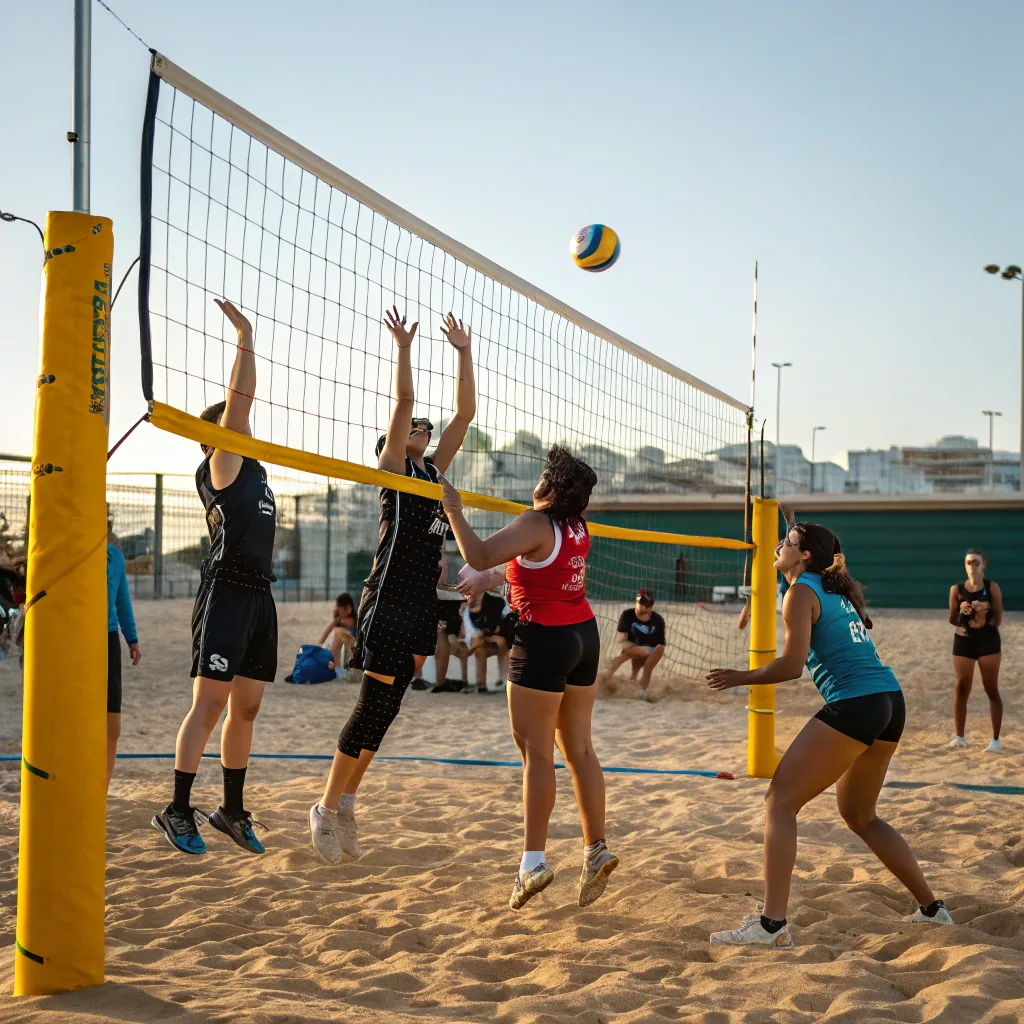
[
  {"left": 153, "top": 300, "right": 277, "bottom": 857},
  {"left": 309, "top": 305, "right": 476, "bottom": 863}
]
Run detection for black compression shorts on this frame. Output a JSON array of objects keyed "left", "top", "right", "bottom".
[
  {"left": 953, "top": 630, "right": 1001, "bottom": 660},
  {"left": 507, "top": 617, "right": 601, "bottom": 693},
  {"left": 191, "top": 576, "right": 278, "bottom": 683},
  {"left": 108, "top": 630, "right": 122, "bottom": 714},
  {"left": 814, "top": 690, "right": 905, "bottom": 746}
]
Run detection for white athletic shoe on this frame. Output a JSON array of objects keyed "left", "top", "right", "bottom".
[
  {"left": 308, "top": 803, "right": 342, "bottom": 864},
  {"left": 336, "top": 803, "right": 363, "bottom": 859},
  {"left": 640, "top": 689, "right": 654, "bottom": 703},
  {"left": 986, "top": 738, "right": 1002, "bottom": 753},
  {"left": 711, "top": 916, "right": 794, "bottom": 948},
  {"left": 509, "top": 864, "right": 554, "bottom": 910},
  {"left": 948, "top": 736, "right": 967, "bottom": 749},
  {"left": 578, "top": 841, "right": 619, "bottom": 907},
  {"left": 907, "top": 903, "right": 954, "bottom": 926}
]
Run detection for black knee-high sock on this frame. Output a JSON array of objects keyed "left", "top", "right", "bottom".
[
  {"left": 172, "top": 769, "right": 197, "bottom": 814},
  {"left": 222, "top": 765, "right": 247, "bottom": 816}
]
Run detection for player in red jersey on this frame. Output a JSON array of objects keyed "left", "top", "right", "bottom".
[{"left": 441, "top": 445, "right": 618, "bottom": 911}]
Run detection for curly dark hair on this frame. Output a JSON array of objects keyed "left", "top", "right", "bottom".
[
  {"left": 535, "top": 445, "right": 597, "bottom": 525},
  {"left": 793, "top": 521, "right": 873, "bottom": 629},
  {"left": 199, "top": 400, "right": 227, "bottom": 455}
]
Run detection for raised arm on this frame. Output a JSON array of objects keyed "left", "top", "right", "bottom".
[
  {"left": 209, "top": 299, "right": 256, "bottom": 490},
  {"left": 379, "top": 306, "right": 417, "bottom": 475},
  {"left": 431, "top": 314, "right": 476, "bottom": 474},
  {"left": 440, "top": 476, "right": 551, "bottom": 571}
]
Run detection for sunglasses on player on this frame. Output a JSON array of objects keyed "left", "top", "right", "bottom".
[{"left": 410, "top": 418, "right": 433, "bottom": 434}]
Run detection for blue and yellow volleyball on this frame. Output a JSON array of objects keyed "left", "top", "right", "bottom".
[{"left": 571, "top": 224, "right": 621, "bottom": 272}]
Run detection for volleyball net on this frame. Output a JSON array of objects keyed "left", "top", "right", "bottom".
[{"left": 138, "top": 53, "right": 751, "bottom": 677}]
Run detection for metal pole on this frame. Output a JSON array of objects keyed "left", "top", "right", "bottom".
[
  {"left": 811, "top": 430, "right": 817, "bottom": 494},
  {"left": 324, "top": 483, "right": 333, "bottom": 601},
  {"left": 294, "top": 494, "right": 302, "bottom": 602},
  {"left": 775, "top": 369, "right": 781, "bottom": 495},
  {"left": 72, "top": 0, "right": 91, "bottom": 213},
  {"left": 153, "top": 474, "right": 164, "bottom": 599},
  {"left": 1020, "top": 283, "right": 1023, "bottom": 490}
]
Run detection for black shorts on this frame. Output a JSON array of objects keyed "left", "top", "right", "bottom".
[
  {"left": 814, "top": 690, "right": 905, "bottom": 746},
  {"left": 191, "top": 577, "right": 278, "bottom": 683},
  {"left": 108, "top": 631, "right": 122, "bottom": 714},
  {"left": 507, "top": 617, "right": 601, "bottom": 693},
  {"left": 355, "top": 585, "right": 438, "bottom": 678},
  {"left": 953, "top": 630, "right": 1001, "bottom": 660},
  {"left": 437, "top": 598, "right": 464, "bottom": 638}
]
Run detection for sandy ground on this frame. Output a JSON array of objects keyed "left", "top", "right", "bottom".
[{"left": 1, "top": 601, "right": 1024, "bottom": 1022}]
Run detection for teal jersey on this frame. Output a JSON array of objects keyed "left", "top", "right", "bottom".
[{"left": 787, "top": 573, "right": 899, "bottom": 704}]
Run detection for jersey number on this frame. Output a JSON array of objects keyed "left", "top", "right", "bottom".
[{"left": 848, "top": 620, "right": 870, "bottom": 644}]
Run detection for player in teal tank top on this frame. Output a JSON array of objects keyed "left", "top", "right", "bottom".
[{"left": 705, "top": 520, "right": 951, "bottom": 948}]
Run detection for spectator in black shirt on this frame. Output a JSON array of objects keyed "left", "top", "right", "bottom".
[
  {"left": 601, "top": 589, "right": 666, "bottom": 701},
  {"left": 466, "top": 590, "right": 513, "bottom": 693}
]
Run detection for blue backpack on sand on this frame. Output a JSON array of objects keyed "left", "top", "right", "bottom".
[{"left": 285, "top": 644, "right": 337, "bottom": 685}]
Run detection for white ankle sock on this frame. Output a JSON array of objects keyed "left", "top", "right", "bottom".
[
  {"left": 519, "top": 850, "right": 545, "bottom": 878},
  {"left": 584, "top": 839, "right": 606, "bottom": 861},
  {"left": 338, "top": 793, "right": 356, "bottom": 813}
]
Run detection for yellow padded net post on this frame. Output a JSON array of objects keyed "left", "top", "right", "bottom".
[
  {"left": 747, "top": 497, "right": 779, "bottom": 779},
  {"left": 15, "top": 212, "right": 112, "bottom": 996}
]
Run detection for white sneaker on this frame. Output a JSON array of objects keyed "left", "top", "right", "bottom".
[
  {"left": 986, "top": 738, "right": 1002, "bottom": 753},
  {"left": 578, "top": 841, "right": 619, "bottom": 907},
  {"left": 640, "top": 690, "right": 654, "bottom": 703},
  {"left": 907, "top": 903, "right": 954, "bottom": 926},
  {"left": 711, "top": 916, "right": 794, "bottom": 948},
  {"left": 948, "top": 736, "right": 967, "bottom": 749},
  {"left": 308, "top": 803, "right": 342, "bottom": 864},
  {"left": 509, "top": 863, "right": 554, "bottom": 910},
  {"left": 336, "top": 803, "right": 363, "bottom": 858}
]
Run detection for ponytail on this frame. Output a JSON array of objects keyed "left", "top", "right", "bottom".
[{"left": 819, "top": 552, "right": 873, "bottom": 629}]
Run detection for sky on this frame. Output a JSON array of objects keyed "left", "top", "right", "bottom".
[{"left": 2, "top": 0, "right": 1023, "bottom": 474}]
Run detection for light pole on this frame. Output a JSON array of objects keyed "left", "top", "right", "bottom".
[
  {"left": 771, "top": 361, "right": 792, "bottom": 496},
  {"left": 983, "top": 264, "right": 1023, "bottom": 489},
  {"left": 982, "top": 410, "right": 1002, "bottom": 491},
  {"left": 811, "top": 425, "right": 827, "bottom": 492}
]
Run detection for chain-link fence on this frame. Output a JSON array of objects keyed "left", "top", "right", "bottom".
[{"left": 1, "top": 458, "right": 380, "bottom": 602}]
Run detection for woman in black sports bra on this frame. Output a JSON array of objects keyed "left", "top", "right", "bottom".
[{"left": 948, "top": 549, "right": 1004, "bottom": 751}]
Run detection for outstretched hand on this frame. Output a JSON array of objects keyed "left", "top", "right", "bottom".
[
  {"left": 215, "top": 299, "right": 253, "bottom": 345},
  {"left": 440, "top": 312, "right": 472, "bottom": 350},
  {"left": 438, "top": 471, "right": 463, "bottom": 516},
  {"left": 384, "top": 305, "right": 418, "bottom": 348},
  {"left": 457, "top": 564, "right": 495, "bottom": 598},
  {"left": 706, "top": 668, "right": 749, "bottom": 691}
]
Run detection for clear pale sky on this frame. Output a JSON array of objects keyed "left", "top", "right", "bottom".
[{"left": 2, "top": 0, "right": 1023, "bottom": 474}]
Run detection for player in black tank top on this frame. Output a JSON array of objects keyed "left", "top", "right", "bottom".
[
  {"left": 308, "top": 306, "right": 477, "bottom": 865},
  {"left": 153, "top": 300, "right": 278, "bottom": 858},
  {"left": 948, "top": 549, "right": 1004, "bottom": 751}
]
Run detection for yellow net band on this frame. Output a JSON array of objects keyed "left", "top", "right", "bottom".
[{"left": 149, "top": 402, "right": 752, "bottom": 552}]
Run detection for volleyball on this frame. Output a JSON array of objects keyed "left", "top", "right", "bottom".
[{"left": 571, "top": 224, "right": 621, "bottom": 272}]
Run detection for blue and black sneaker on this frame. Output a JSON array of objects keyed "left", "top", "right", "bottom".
[
  {"left": 152, "top": 804, "right": 208, "bottom": 855},
  {"left": 208, "top": 806, "right": 267, "bottom": 855}
]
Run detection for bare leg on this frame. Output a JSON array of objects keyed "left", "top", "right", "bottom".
[
  {"left": 495, "top": 636, "right": 510, "bottom": 682},
  {"left": 474, "top": 643, "right": 488, "bottom": 689},
  {"left": 952, "top": 656, "right": 974, "bottom": 737},
  {"left": 434, "top": 629, "right": 451, "bottom": 683},
  {"left": 106, "top": 712, "right": 121, "bottom": 789},
  {"left": 762, "top": 719, "right": 868, "bottom": 921},
  {"left": 836, "top": 740, "right": 936, "bottom": 906},
  {"left": 602, "top": 650, "right": 631, "bottom": 679},
  {"left": 175, "top": 676, "right": 230, "bottom": 772},
  {"left": 638, "top": 644, "right": 665, "bottom": 692},
  {"left": 554, "top": 683, "right": 604, "bottom": 846},
  {"left": 221, "top": 678, "right": 266, "bottom": 769},
  {"left": 508, "top": 682, "right": 561, "bottom": 851},
  {"left": 978, "top": 653, "right": 1003, "bottom": 740}
]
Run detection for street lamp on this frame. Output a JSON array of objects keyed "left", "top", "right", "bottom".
[
  {"left": 982, "top": 409, "right": 1002, "bottom": 491},
  {"left": 771, "top": 361, "right": 792, "bottom": 496},
  {"left": 983, "top": 264, "right": 1023, "bottom": 488},
  {"left": 811, "top": 425, "right": 827, "bottom": 493}
]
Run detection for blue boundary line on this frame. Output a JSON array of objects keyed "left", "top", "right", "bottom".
[{"left": 2, "top": 752, "right": 1022, "bottom": 794}]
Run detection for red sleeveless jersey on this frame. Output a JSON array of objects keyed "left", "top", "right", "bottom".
[{"left": 505, "top": 517, "right": 593, "bottom": 626}]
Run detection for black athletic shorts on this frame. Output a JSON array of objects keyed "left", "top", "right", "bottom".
[
  {"left": 354, "top": 584, "right": 438, "bottom": 678},
  {"left": 437, "top": 598, "right": 464, "bottom": 638},
  {"left": 953, "top": 629, "right": 1001, "bottom": 660},
  {"left": 107, "top": 630, "right": 122, "bottom": 714},
  {"left": 507, "top": 616, "right": 601, "bottom": 693},
  {"left": 191, "top": 576, "right": 278, "bottom": 683},
  {"left": 814, "top": 689, "right": 905, "bottom": 746}
]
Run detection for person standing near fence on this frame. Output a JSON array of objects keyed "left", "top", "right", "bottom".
[
  {"left": 106, "top": 535, "right": 142, "bottom": 788},
  {"left": 152, "top": 299, "right": 278, "bottom": 857}
]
